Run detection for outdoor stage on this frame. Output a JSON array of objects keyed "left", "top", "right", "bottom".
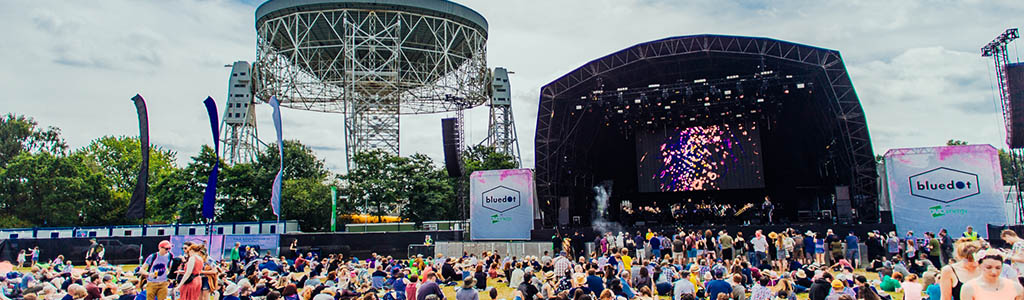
[{"left": 534, "top": 35, "right": 882, "bottom": 229}]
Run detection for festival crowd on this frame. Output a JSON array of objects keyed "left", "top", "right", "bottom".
[{"left": 2, "top": 225, "right": 1024, "bottom": 300}]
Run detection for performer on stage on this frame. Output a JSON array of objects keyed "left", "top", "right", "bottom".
[{"left": 761, "top": 196, "right": 775, "bottom": 224}]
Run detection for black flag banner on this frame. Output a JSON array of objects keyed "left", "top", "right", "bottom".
[{"left": 126, "top": 94, "right": 149, "bottom": 219}]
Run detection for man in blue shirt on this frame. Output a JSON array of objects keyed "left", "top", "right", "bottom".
[
  {"left": 585, "top": 269, "right": 604, "bottom": 295},
  {"left": 704, "top": 269, "right": 731, "bottom": 300},
  {"left": 650, "top": 233, "right": 662, "bottom": 260},
  {"left": 845, "top": 232, "right": 860, "bottom": 268}
]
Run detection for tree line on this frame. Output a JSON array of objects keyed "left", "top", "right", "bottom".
[{"left": 0, "top": 114, "right": 516, "bottom": 231}]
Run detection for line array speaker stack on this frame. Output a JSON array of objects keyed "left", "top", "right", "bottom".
[
  {"left": 441, "top": 117, "right": 463, "bottom": 177},
  {"left": 1007, "top": 63, "right": 1024, "bottom": 148}
]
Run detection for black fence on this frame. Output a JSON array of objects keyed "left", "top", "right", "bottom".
[
  {"left": 0, "top": 236, "right": 163, "bottom": 265},
  {"left": 0, "top": 230, "right": 466, "bottom": 264}
]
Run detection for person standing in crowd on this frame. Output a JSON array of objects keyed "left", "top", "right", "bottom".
[
  {"left": 177, "top": 244, "right": 204, "bottom": 300},
  {"left": 940, "top": 239, "right": 982, "bottom": 300},
  {"left": 803, "top": 231, "right": 815, "bottom": 265},
  {"left": 650, "top": 232, "right": 662, "bottom": 260},
  {"left": 31, "top": 246, "right": 40, "bottom": 266},
  {"left": 672, "top": 234, "right": 685, "bottom": 263},
  {"left": 230, "top": 242, "right": 241, "bottom": 270},
  {"left": 927, "top": 232, "right": 943, "bottom": 268},
  {"left": 814, "top": 233, "right": 827, "bottom": 266},
  {"left": 140, "top": 240, "right": 174, "bottom": 300},
  {"left": 905, "top": 231, "right": 918, "bottom": 262},
  {"left": 845, "top": 232, "right": 859, "bottom": 268},
  {"left": 717, "top": 231, "right": 732, "bottom": 262},
  {"left": 887, "top": 232, "right": 901, "bottom": 261},
  {"left": 962, "top": 226, "right": 979, "bottom": 241},
  {"left": 940, "top": 229, "right": 955, "bottom": 265},
  {"left": 959, "top": 249, "right": 1024, "bottom": 300},
  {"left": 752, "top": 230, "right": 768, "bottom": 269},
  {"left": 16, "top": 249, "right": 26, "bottom": 268},
  {"left": 634, "top": 231, "right": 646, "bottom": 262}
]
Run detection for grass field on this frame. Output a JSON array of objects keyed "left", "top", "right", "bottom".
[{"left": 13, "top": 266, "right": 905, "bottom": 300}]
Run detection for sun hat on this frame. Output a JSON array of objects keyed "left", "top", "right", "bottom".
[
  {"left": 462, "top": 278, "right": 476, "bottom": 289},
  {"left": 831, "top": 279, "right": 843, "bottom": 289}
]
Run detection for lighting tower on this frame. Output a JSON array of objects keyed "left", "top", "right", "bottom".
[
  {"left": 221, "top": 61, "right": 260, "bottom": 164},
  {"left": 982, "top": 28, "right": 1022, "bottom": 223},
  {"left": 485, "top": 67, "right": 522, "bottom": 166}
]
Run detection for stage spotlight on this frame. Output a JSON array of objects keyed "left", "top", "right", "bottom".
[
  {"left": 784, "top": 89, "right": 790, "bottom": 94},
  {"left": 704, "top": 103, "right": 711, "bottom": 106},
  {"left": 796, "top": 83, "right": 806, "bottom": 89},
  {"left": 575, "top": 105, "right": 583, "bottom": 110},
  {"left": 757, "top": 98, "right": 764, "bottom": 103},
  {"left": 664, "top": 106, "right": 671, "bottom": 110},
  {"left": 724, "top": 90, "right": 732, "bottom": 95},
  {"left": 634, "top": 99, "right": 642, "bottom": 104},
  {"left": 617, "top": 109, "right": 624, "bottom": 114}
]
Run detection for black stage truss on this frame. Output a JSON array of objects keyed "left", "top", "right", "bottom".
[{"left": 535, "top": 34, "right": 878, "bottom": 227}]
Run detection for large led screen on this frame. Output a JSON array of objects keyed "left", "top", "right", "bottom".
[{"left": 637, "top": 122, "right": 765, "bottom": 192}]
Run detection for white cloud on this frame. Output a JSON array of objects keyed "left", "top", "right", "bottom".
[{"left": 1, "top": 0, "right": 1022, "bottom": 174}]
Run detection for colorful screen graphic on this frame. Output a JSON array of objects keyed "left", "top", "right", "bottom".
[{"left": 637, "top": 122, "right": 764, "bottom": 192}]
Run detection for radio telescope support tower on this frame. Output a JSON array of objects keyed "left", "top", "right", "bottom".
[
  {"left": 253, "top": 0, "right": 490, "bottom": 170},
  {"left": 221, "top": 61, "right": 260, "bottom": 164},
  {"left": 485, "top": 67, "right": 522, "bottom": 167}
]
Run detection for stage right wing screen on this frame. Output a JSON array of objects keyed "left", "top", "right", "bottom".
[{"left": 637, "top": 122, "right": 765, "bottom": 192}]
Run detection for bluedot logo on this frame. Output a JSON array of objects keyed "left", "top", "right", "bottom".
[
  {"left": 909, "top": 167, "right": 980, "bottom": 203},
  {"left": 916, "top": 180, "right": 972, "bottom": 191},
  {"left": 481, "top": 186, "right": 521, "bottom": 213}
]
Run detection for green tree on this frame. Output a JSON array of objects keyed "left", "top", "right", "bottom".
[
  {"left": 399, "top": 154, "right": 455, "bottom": 224},
  {"left": 0, "top": 152, "right": 116, "bottom": 226},
  {"left": 149, "top": 146, "right": 218, "bottom": 224},
  {"left": 281, "top": 177, "right": 335, "bottom": 231},
  {"left": 76, "top": 136, "right": 177, "bottom": 191},
  {"left": 342, "top": 150, "right": 407, "bottom": 221},
  {"left": 947, "top": 139, "right": 968, "bottom": 146},
  {"left": 0, "top": 114, "right": 67, "bottom": 166}
]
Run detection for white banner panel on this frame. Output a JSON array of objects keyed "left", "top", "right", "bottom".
[
  {"left": 470, "top": 169, "right": 535, "bottom": 240},
  {"left": 884, "top": 145, "right": 1006, "bottom": 238}
]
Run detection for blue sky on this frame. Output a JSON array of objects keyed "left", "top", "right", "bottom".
[{"left": 1, "top": 0, "right": 1022, "bottom": 173}]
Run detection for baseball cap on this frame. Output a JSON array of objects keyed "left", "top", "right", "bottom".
[{"left": 159, "top": 240, "right": 172, "bottom": 249}]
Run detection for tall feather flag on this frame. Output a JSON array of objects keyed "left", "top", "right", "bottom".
[
  {"left": 202, "top": 97, "right": 220, "bottom": 220},
  {"left": 125, "top": 94, "right": 149, "bottom": 219},
  {"left": 270, "top": 96, "right": 283, "bottom": 217}
]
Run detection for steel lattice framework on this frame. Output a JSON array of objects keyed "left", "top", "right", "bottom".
[
  {"left": 254, "top": 0, "right": 489, "bottom": 168},
  {"left": 536, "top": 35, "right": 879, "bottom": 225},
  {"left": 486, "top": 67, "right": 522, "bottom": 166}
]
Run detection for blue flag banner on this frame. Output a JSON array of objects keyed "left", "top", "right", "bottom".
[
  {"left": 270, "top": 96, "right": 283, "bottom": 217},
  {"left": 203, "top": 97, "right": 220, "bottom": 220}
]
